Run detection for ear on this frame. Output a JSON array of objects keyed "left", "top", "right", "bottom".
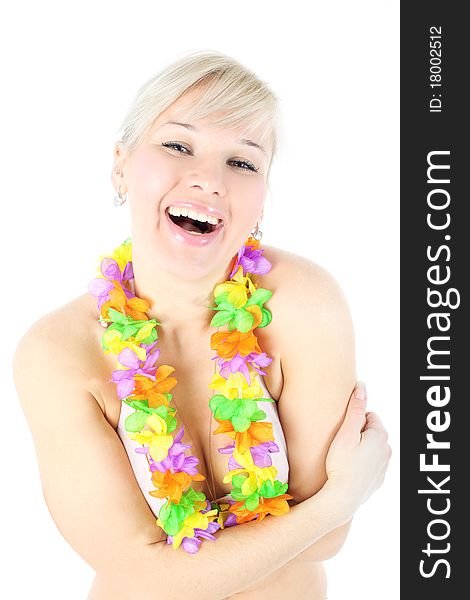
[{"left": 111, "top": 141, "right": 128, "bottom": 192}]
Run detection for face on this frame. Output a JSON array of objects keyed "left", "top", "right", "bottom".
[{"left": 112, "top": 88, "right": 272, "bottom": 280}]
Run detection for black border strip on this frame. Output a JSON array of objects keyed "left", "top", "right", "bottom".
[{"left": 401, "top": 3, "right": 467, "bottom": 596}]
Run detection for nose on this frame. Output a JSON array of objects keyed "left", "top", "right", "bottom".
[{"left": 184, "top": 159, "right": 227, "bottom": 197}]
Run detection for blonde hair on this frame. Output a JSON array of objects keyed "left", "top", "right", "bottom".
[{"left": 116, "top": 49, "right": 280, "bottom": 176}]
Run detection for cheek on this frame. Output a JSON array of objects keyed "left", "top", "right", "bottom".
[
  {"left": 233, "top": 178, "right": 266, "bottom": 219},
  {"left": 129, "top": 150, "right": 176, "bottom": 204}
]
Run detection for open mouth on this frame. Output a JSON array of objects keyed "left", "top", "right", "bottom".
[{"left": 165, "top": 208, "right": 222, "bottom": 235}]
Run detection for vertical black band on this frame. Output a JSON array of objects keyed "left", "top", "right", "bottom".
[{"left": 401, "top": 2, "right": 468, "bottom": 595}]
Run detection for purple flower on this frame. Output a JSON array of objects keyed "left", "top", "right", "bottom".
[
  {"left": 227, "top": 453, "right": 244, "bottom": 471},
  {"left": 87, "top": 258, "right": 135, "bottom": 314},
  {"left": 167, "top": 521, "right": 221, "bottom": 554},
  {"left": 193, "top": 521, "right": 221, "bottom": 539},
  {"left": 229, "top": 242, "right": 272, "bottom": 279},
  {"left": 213, "top": 351, "right": 272, "bottom": 386},
  {"left": 221, "top": 441, "right": 279, "bottom": 470},
  {"left": 148, "top": 427, "right": 201, "bottom": 476},
  {"left": 218, "top": 441, "right": 236, "bottom": 455},
  {"left": 218, "top": 441, "right": 279, "bottom": 471},
  {"left": 111, "top": 342, "right": 160, "bottom": 400},
  {"left": 250, "top": 440, "right": 280, "bottom": 468},
  {"left": 223, "top": 513, "right": 239, "bottom": 527}
]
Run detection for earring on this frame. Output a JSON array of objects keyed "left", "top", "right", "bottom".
[
  {"left": 114, "top": 184, "right": 127, "bottom": 206},
  {"left": 251, "top": 221, "right": 263, "bottom": 241}
]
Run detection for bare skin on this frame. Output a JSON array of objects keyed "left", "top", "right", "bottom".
[
  {"left": 12, "top": 238, "right": 377, "bottom": 599},
  {"left": 15, "top": 86, "right": 362, "bottom": 598},
  {"left": 87, "top": 248, "right": 328, "bottom": 598},
  {"left": 57, "top": 244, "right": 338, "bottom": 599}
]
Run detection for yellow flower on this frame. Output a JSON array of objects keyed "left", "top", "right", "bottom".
[
  {"left": 223, "top": 445, "right": 278, "bottom": 495},
  {"left": 209, "top": 371, "right": 263, "bottom": 399},
  {"left": 110, "top": 239, "right": 133, "bottom": 271},
  {"left": 215, "top": 503, "right": 231, "bottom": 529},
  {"left": 135, "top": 321, "right": 157, "bottom": 342},
  {"left": 102, "top": 328, "right": 148, "bottom": 361},
  {"left": 167, "top": 509, "right": 219, "bottom": 549},
  {"left": 213, "top": 266, "right": 256, "bottom": 308},
  {"left": 128, "top": 413, "right": 173, "bottom": 462},
  {"left": 95, "top": 240, "right": 133, "bottom": 278}
]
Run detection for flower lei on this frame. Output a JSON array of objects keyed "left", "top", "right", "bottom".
[{"left": 88, "top": 236, "right": 293, "bottom": 553}]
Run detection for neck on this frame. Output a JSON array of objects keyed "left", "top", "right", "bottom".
[{"left": 130, "top": 243, "right": 236, "bottom": 340}]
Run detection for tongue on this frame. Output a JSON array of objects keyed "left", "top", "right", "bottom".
[{"left": 177, "top": 216, "right": 204, "bottom": 233}]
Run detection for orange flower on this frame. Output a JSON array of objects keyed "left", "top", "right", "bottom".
[
  {"left": 230, "top": 494, "right": 294, "bottom": 523},
  {"left": 132, "top": 366, "right": 177, "bottom": 408},
  {"left": 210, "top": 329, "right": 261, "bottom": 358},
  {"left": 150, "top": 469, "right": 206, "bottom": 504},
  {"left": 245, "top": 236, "right": 260, "bottom": 251},
  {"left": 213, "top": 419, "right": 275, "bottom": 454},
  {"left": 245, "top": 304, "right": 263, "bottom": 329},
  {"left": 100, "top": 280, "right": 150, "bottom": 322}
]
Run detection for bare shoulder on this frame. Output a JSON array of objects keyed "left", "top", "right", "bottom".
[
  {"left": 13, "top": 296, "right": 168, "bottom": 584},
  {"left": 261, "top": 244, "right": 352, "bottom": 325},
  {"left": 261, "top": 245, "right": 356, "bottom": 503},
  {"left": 13, "top": 292, "right": 104, "bottom": 411}
]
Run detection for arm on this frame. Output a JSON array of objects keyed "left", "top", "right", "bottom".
[
  {"left": 146, "top": 490, "right": 339, "bottom": 600},
  {"left": 271, "top": 254, "right": 357, "bottom": 561},
  {"left": 12, "top": 317, "right": 344, "bottom": 600},
  {"left": 289, "top": 503, "right": 352, "bottom": 561}
]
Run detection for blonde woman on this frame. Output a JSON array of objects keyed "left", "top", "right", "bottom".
[{"left": 13, "top": 50, "right": 391, "bottom": 599}]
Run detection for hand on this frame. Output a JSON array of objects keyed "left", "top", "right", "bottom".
[{"left": 322, "top": 382, "right": 392, "bottom": 524}]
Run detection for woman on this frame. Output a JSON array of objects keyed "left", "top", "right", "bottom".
[{"left": 13, "top": 50, "right": 391, "bottom": 599}]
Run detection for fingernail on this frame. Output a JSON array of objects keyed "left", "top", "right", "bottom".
[{"left": 354, "top": 381, "right": 367, "bottom": 401}]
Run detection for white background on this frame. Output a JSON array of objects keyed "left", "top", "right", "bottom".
[{"left": 1, "top": 1, "right": 399, "bottom": 598}]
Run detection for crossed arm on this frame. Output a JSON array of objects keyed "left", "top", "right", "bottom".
[
  {"left": 265, "top": 252, "right": 357, "bottom": 562},
  {"left": 13, "top": 254, "right": 357, "bottom": 599}
]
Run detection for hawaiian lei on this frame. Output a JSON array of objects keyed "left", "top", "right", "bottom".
[{"left": 88, "top": 236, "right": 293, "bottom": 553}]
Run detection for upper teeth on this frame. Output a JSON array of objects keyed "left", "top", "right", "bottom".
[{"left": 168, "top": 205, "right": 221, "bottom": 225}]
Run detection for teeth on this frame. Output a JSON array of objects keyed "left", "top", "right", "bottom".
[
  {"left": 168, "top": 205, "right": 220, "bottom": 225},
  {"left": 187, "top": 209, "right": 204, "bottom": 222}
]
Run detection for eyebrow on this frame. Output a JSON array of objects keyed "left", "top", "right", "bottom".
[{"left": 159, "top": 120, "right": 267, "bottom": 156}]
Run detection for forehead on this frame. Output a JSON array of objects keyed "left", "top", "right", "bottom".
[{"left": 150, "top": 87, "right": 270, "bottom": 147}]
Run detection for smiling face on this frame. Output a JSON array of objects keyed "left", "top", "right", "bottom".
[{"left": 113, "top": 87, "right": 272, "bottom": 280}]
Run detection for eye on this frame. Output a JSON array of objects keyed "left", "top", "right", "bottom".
[
  {"left": 160, "top": 142, "right": 259, "bottom": 172},
  {"left": 229, "top": 159, "right": 259, "bottom": 173},
  {"left": 161, "top": 141, "right": 191, "bottom": 154}
]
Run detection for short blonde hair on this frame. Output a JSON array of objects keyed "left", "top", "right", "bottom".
[{"left": 116, "top": 49, "right": 280, "bottom": 175}]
